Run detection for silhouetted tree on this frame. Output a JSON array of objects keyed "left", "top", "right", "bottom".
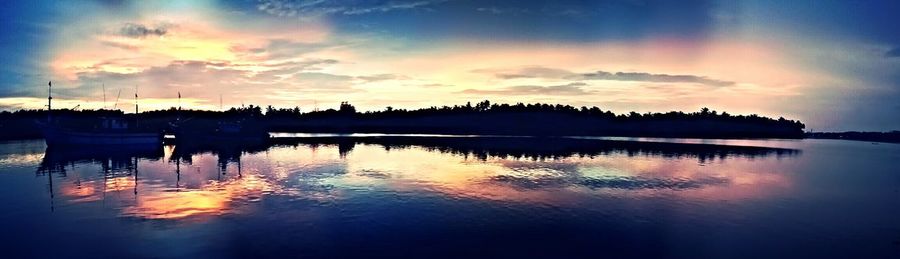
[
  {"left": 1, "top": 100, "right": 808, "bottom": 140},
  {"left": 339, "top": 102, "right": 356, "bottom": 114}
]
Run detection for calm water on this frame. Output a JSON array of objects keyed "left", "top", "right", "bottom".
[{"left": 0, "top": 137, "right": 898, "bottom": 258}]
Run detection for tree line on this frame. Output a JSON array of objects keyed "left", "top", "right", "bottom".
[{"left": 1, "top": 100, "right": 806, "bottom": 139}]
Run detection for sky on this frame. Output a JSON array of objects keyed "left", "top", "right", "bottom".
[{"left": 0, "top": 0, "right": 898, "bottom": 131}]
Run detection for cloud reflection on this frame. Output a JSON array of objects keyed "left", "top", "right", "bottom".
[{"left": 39, "top": 138, "right": 797, "bottom": 221}]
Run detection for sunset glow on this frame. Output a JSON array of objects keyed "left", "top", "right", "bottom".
[{"left": 2, "top": 1, "right": 899, "bottom": 130}]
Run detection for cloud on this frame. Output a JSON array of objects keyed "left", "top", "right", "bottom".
[
  {"left": 229, "top": 45, "right": 266, "bottom": 55},
  {"left": 263, "top": 59, "right": 339, "bottom": 71},
  {"left": 293, "top": 72, "right": 354, "bottom": 82},
  {"left": 117, "top": 23, "right": 170, "bottom": 38},
  {"left": 476, "top": 66, "right": 735, "bottom": 87},
  {"left": 886, "top": 47, "right": 900, "bottom": 58},
  {"left": 399, "top": 83, "right": 453, "bottom": 89},
  {"left": 579, "top": 71, "right": 735, "bottom": 87},
  {"left": 257, "top": 0, "right": 447, "bottom": 17},
  {"left": 475, "top": 7, "right": 529, "bottom": 15},
  {"left": 248, "top": 59, "right": 339, "bottom": 81},
  {"left": 73, "top": 60, "right": 248, "bottom": 92},
  {"left": 100, "top": 41, "right": 139, "bottom": 51},
  {"left": 49, "top": 54, "right": 381, "bottom": 110},
  {"left": 64, "top": 58, "right": 351, "bottom": 102},
  {"left": 356, "top": 73, "right": 408, "bottom": 82},
  {"left": 459, "top": 82, "right": 589, "bottom": 96},
  {"left": 290, "top": 72, "right": 368, "bottom": 90},
  {"left": 418, "top": 83, "right": 452, "bottom": 88},
  {"left": 286, "top": 72, "right": 413, "bottom": 89},
  {"left": 263, "top": 39, "right": 332, "bottom": 60},
  {"left": 474, "top": 66, "right": 573, "bottom": 79},
  {"left": 231, "top": 39, "right": 346, "bottom": 61}
]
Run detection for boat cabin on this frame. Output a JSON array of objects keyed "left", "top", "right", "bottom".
[{"left": 99, "top": 117, "right": 130, "bottom": 130}]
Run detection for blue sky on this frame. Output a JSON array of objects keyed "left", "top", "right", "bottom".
[{"left": 1, "top": 0, "right": 898, "bottom": 131}]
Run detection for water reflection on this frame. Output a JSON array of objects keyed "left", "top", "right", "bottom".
[
  {"left": 29, "top": 137, "right": 800, "bottom": 220},
  {"left": 35, "top": 144, "right": 262, "bottom": 218},
  {"left": 5, "top": 137, "right": 899, "bottom": 258},
  {"left": 271, "top": 136, "right": 800, "bottom": 162}
]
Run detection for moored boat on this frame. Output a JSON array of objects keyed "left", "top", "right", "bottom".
[
  {"left": 172, "top": 118, "right": 269, "bottom": 144},
  {"left": 37, "top": 81, "right": 162, "bottom": 147},
  {"left": 37, "top": 117, "right": 163, "bottom": 146}
]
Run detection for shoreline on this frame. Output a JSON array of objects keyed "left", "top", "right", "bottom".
[{"left": 5, "top": 132, "right": 896, "bottom": 144}]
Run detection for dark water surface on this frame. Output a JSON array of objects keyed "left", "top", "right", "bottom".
[{"left": 0, "top": 137, "right": 898, "bottom": 258}]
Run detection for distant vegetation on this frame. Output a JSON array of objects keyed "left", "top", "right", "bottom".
[{"left": 1, "top": 100, "right": 806, "bottom": 140}]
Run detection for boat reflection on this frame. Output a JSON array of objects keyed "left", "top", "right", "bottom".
[
  {"left": 38, "top": 145, "right": 163, "bottom": 175},
  {"left": 36, "top": 137, "right": 800, "bottom": 220}
]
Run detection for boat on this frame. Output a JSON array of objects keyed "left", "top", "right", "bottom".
[
  {"left": 38, "top": 117, "right": 163, "bottom": 146},
  {"left": 37, "top": 81, "right": 163, "bottom": 147},
  {"left": 171, "top": 118, "right": 269, "bottom": 145}
]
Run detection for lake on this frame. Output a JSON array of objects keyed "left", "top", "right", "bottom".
[{"left": 0, "top": 136, "right": 898, "bottom": 258}]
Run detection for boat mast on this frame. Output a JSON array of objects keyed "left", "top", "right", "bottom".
[
  {"left": 102, "top": 83, "right": 106, "bottom": 110},
  {"left": 176, "top": 91, "right": 182, "bottom": 124},
  {"left": 114, "top": 89, "right": 121, "bottom": 110},
  {"left": 134, "top": 85, "right": 139, "bottom": 127},
  {"left": 134, "top": 85, "right": 139, "bottom": 114},
  {"left": 47, "top": 81, "right": 52, "bottom": 122}
]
